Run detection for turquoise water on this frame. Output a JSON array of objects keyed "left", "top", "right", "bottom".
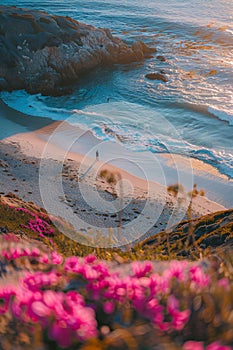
[{"left": 1, "top": 0, "right": 233, "bottom": 178}]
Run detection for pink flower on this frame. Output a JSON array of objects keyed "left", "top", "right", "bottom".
[
  {"left": 190, "top": 265, "right": 210, "bottom": 288},
  {"left": 31, "top": 301, "right": 51, "bottom": 318},
  {"left": 16, "top": 207, "right": 37, "bottom": 217},
  {"left": 140, "top": 277, "right": 151, "bottom": 288},
  {"left": 217, "top": 278, "right": 230, "bottom": 290},
  {"left": 43, "top": 290, "right": 62, "bottom": 309},
  {"left": 22, "top": 247, "right": 31, "bottom": 256},
  {"left": 156, "top": 275, "right": 170, "bottom": 294},
  {"left": 49, "top": 320, "right": 73, "bottom": 348},
  {"left": 132, "top": 261, "right": 152, "bottom": 278},
  {"left": 31, "top": 247, "right": 41, "bottom": 257},
  {"left": 64, "top": 256, "right": 80, "bottom": 272},
  {"left": 104, "top": 301, "right": 115, "bottom": 314},
  {"left": 84, "top": 255, "right": 96, "bottom": 264},
  {"left": 51, "top": 251, "right": 63, "bottom": 265},
  {"left": 157, "top": 321, "right": 170, "bottom": 331},
  {"left": 183, "top": 341, "right": 204, "bottom": 350},
  {"left": 23, "top": 271, "right": 61, "bottom": 291},
  {"left": 66, "top": 291, "right": 84, "bottom": 306},
  {"left": 206, "top": 341, "right": 232, "bottom": 350},
  {"left": 167, "top": 295, "right": 190, "bottom": 330},
  {"left": 165, "top": 260, "right": 188, "bottom": 281},
  {"left": 167, "top": 295, "right": 179, "bottom": 315},
  {"left": 172, "top": 309, "right": 190, "bottom": 330},
  {"left": 81, "top": 265, "right": 99, "bottom": 281},
  {"left": 92, "top": 261, "right": 110, "bottom": 277},
  {"left": 39, "top": 253, "right": 50, "bottom": 264}
]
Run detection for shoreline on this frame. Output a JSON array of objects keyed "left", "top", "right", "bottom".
[
  {"left": 0, "top": 98, "right": 53, "bottom": 137},
  {"left": 1, "top": 97, "right": 232, "bottom": 206},
  {"left": 0, "top": 98, "right": 231, "bottom": 243}
]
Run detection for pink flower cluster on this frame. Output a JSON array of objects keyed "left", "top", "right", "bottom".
[
  {"left": 16, "top": 207, "right": 54, "bottom": 235},
  {"left": 0, "top": 239, "right": 63, "bottom": 265},
  {"left": 64, "top": 259, "right": 210, "bottom": 332},
  {"left": 1, "top": 245, "right": 40, "bottom": 260},
  {"left": 0, "top": 235, "right": 232, "bottom": 349},
  {"left": 23, "top": 270, "right": 63, "bottom": 291},
  {"left": 11, "top": 287, "right": 97, "bottom": 347}
]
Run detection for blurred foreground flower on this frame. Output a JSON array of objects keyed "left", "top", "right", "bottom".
[{"left": 0, "top": 233, "right": 232, "bottom": 349}]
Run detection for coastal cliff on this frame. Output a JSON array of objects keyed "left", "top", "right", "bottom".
[
  {"left": 141, "top": 209, "right": 233, "bottom": 259},
  {"left": 0, "top": 6, "right": 155, "bottom": 95}
]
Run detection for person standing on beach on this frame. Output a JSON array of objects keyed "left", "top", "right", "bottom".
[{"left": 96, "top": 150, "right": 99, "bottom": 161}]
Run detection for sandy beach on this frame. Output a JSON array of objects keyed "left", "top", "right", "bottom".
[{"left": 0, "top": 99, "right": 231, "bottom": 246}]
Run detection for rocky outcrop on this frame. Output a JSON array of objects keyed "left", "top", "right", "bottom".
[
  {"left": 141, "top": 209, "right": 233, "bottom": 257},
  {"left": 0, "top": 6, "right": 156, "bottom": 95},
  {"left": 145, "top": 72, "right": 167, "bottom": 82}
]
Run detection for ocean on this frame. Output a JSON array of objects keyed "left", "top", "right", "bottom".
[{"left": 1, "top": 0, "right": 233, "bottom": 179}]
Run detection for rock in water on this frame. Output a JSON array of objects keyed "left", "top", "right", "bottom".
[
  {"left": 156, "top": 55, "right": 166, "bottom": 62},
  {"left": 145, "top": 72, "right": 168, "bottom": 82},
  {"left": 0, "top": 6, "right": 156, "bottom": 95}
]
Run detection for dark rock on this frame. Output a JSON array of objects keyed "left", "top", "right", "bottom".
[
  {"left": 177, "top": 250, "right": 188, "bottom": 257},
  {"left": 156, "top": 55, "right": 166, "bottom": 62},
  {"left": 194, "top": 222, "right": 219, "bottom": 239},
  {"left": 160, "top": 69, "right": 166, "bottom": 75},
  {"left": 202, "top": 234, "right": 228, "bottom": 247},
  {"left": 145, "top": 72, "right": 168, "bottom": 82},
  {"left": 0, "top": 226, "right": 9, "bottom": 234},
  {"left": 5, "top": 192, "right": 20, "bottom": 199},
  {"left": 0, "top": 6, "right": 156, "bottom": 95}
]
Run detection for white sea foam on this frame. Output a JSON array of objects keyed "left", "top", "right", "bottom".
[
  {"left": 0, "top": 91, "right": 69, "bottom": 120},
  {"left": 208, "top": 106, "right": 233, "bottom": 126}
]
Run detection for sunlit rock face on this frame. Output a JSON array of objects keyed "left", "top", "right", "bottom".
[{"left": 0, "top": 6, "right": 156, "bottom": 95}]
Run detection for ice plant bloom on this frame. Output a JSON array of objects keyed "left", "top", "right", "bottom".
[
  {"left": 164, "top": 260, "right": 188, "bottom": 281},
  {"left": 16, "top": 207, "right": 54, "bottom": 236},
  {"left": 51, "top": 251, "right": 63, "bottom": 265},
  {"left": 0, "top": 234, "right": 233, "bottom": 349},
  {"left": 167, "top": 295, "right": 190, "bottom": 330},
  {"left": 103, "top": 301, "right": 115, "bottom": 314},
  {"left": 189, "top": 265, "right": 210, "bottom": 288},
  {"left": 206, "top": 342, "right": 233, "bottom": 350},
  {"left": 132, "top": 261, "right": 153, "bottom": 278},
  {"left": 183, "top": 341, "right": 204, "bottom": 350}
]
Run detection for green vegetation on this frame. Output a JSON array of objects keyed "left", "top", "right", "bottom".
[{"left": 1, "top": 191, "right": 233, "bottom": 263}]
